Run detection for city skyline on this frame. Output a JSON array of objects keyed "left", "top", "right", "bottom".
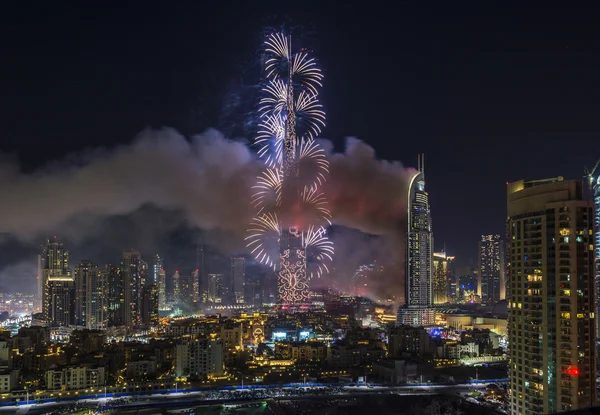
[
  {"left": 2, "top": 4, "right": 600, "bottom": 413},
  {"left": 2, "top": 4, "right": 600, "bottom": 292}
]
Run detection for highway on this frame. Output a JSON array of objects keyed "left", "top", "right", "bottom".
[{"left": 0, "top": 381, "right": 506, "bottom": 414}]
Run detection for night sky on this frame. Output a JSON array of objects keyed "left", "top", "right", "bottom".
[{"left": 2, "top": 2, "right": 600, "bottom": 274}]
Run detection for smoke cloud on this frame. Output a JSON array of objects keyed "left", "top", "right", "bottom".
[{"left": 0, "top": 128, "right": 410, "bottom": 298}]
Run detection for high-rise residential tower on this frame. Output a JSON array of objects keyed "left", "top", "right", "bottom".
[
  {"left": 433, "top": 252, "right": 448, "bottom": 305},
  {"left": 74, "top": 260, "right": 100, "bottom": 327},
  {"left": 41, "top": 237, "right": 72, "bottom": 323},
  {"left": 592, "top": 173, "right": 600, "bottom": 339},
  {"left": 120, "top": 250, "right": 146, "bottom": 328},
  {"left": 172, "top": 271, "right": 181, "bottom": 304},
  {"left": 141, "top": 284, "right": 159, "bottom": 328},
  {"left": 47, "top": 279, "right": 74, "bottom": 326},
  {"left": 87, "top": 266, "right": 107, "bottom": 330},
  {"left": 207, "top": 274, "right": 223, "bottom": 303},
  {"left": 157, "top": 267, "right": 167, "bottom": 310},
  {"left": 507, "top": 177, "right": 596, "bottom": 414},
  {"left": 446, "top": 255, "right": 457, "bottom": 300},
  {"left": 106, "top": 264, "right": 123, "bottom": 326},
  {"left": 192, "top": 269, "right": 199, "bottom": 303},
  {"left": 152, "top": 254, "right": 163, "bottom": 285},
  {"left": 478, "top": 234, "right": 505, "bottom": 303},
  {"left": 397, "top": 154, "right": 434, "bottom": 326},
  {"left": 36, "top": 254, "right": 42, "bottom": 312},
  {"left": 231, "top": 257, "right": 246, "bottom": 304}
]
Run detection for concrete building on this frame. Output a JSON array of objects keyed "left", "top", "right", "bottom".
[
  {"left": 507, "top": 177, "right": 596, "bottom": 414},
  {"left": 126, "top": 360, "right": 157, "bottom": 379},
  {"left": 388, "top": 325, "right": 430, "bottom": 357},
  {"left": 175, "top": 338, "right": 224, "bottom": 379},
  {"left": 46, "top": 366, "right": 105, "bottom": 391},
  {"left": 275, "top": 341, "right": 327, "bottom": 362},
  {"left": 372, "top": 359, "right": 434, "bottom": 384},
  {"left": 0, "top": 370, "right": 19, "bottom": 393}
]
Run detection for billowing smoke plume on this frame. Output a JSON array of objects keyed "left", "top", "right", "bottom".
[
  {"left": 326, "top": 138, "right": 411, "bottom": 235},
  {"left": 0, "top": 128, "right": 410, "bottom": 297},
  {"left": 0, "top": 128, "right": 258, "bottom": 239}
]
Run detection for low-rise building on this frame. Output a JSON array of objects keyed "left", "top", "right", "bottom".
[
  {"left": 372, "top": 358, "right": 434, "bottom": 384},
  {"left": 0, "top": 370, "right": 19, "bottom": 392},
  {"left": 175, "top": 337, "right": 223, "bottom": 379},
  {"left": 275, "top": 341, "right": 327, "bottom": 362},
  {"left": 45, "top": 366, "right": 105, "bottom": 391},
  {"left": 126, "top": 359, "right": 157, "bottom": 379},
  {"left": 388, "top": 325, "right": 429, "bottom": 357}
]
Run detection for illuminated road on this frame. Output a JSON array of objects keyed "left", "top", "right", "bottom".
[{"left": 0, "top": 381, "right": 505, "bottom": 414}]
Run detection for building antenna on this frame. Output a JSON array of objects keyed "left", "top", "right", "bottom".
[{"left": 422, "top": 153, "right": 425, "bottom": 178}]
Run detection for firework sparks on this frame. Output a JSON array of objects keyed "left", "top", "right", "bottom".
[{"left": 247, "top": 31, "right": 333, "bottom": 304}]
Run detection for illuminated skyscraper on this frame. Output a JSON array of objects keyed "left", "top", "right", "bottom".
[
  {"left": 157, "top": 267, "right": 167, "bottom": 310},
  {"left": 74, "top": 260, "right": 99, "bottom": 327},
  {"left": 592, "top": 174, "right": 600, "bottom": 339},
  {"left": 397, "top": 154, "right": 434, "bottom": 326},
  {"left": 87, "top": 266, "right": 107, "bottom": 330},
  {"left": 120, "top": 250, "right": 146, "bottom": 328},
  {"left": 36, "top": 254, "right": 42, "bottom": 312},
  {"left": 172, "top": 270, "right": 181, "bottom": 303},
  {"left": 178, "top": 274, "right": 193, "bottom": 304},
  {"left": 141, "top": 284, "right": 159, "bottom": 327},
  {"left": 106, "top": 264, "right": 123, "bottom": 326},
  {"left": 47, "top": 279, "right": 74, "bottom": 326},
  {"left": 41, "top": 237, "right": 72, "bottom": 323},
  {"left": 478, "top": 234, "right": 505, "bottom": 303},
  {"left": 446, "top": 255, "right": 457, "bottom": 299},
  {"left": 207, "top": 274, "right": 223, "bottom": 303},
  {"left": 507, "top": 177, "right": 595, "bottom": 414},
  {"left": 152, "top": 254, "right": 163, "bottom": 285},
  {"left": 192, "top": 269, "right": 199, "bottom": 303},
  {"left": 433, "top": 252, "right": 448, "bottom": 305},
  {"left": 231, "top": 257, "right": 246, "bottom": 304}
]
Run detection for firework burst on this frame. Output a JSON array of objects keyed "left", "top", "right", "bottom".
[{"left": 247, "top": 31, "right": 333, "bottom": 303}]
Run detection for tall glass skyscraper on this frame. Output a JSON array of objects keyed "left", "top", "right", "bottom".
[{"left": 397, "top": 154, "right": 434, "bottom": 326}]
